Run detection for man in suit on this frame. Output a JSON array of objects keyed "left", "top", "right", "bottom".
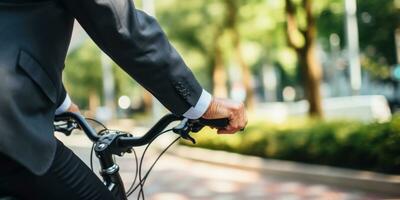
[{"left": 0, "top": 0, "right": 247, "bottom": 199}]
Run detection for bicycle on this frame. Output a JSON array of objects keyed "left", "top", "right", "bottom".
[{"left": 50, "top": 112, "right": 228, "bottom": 200}]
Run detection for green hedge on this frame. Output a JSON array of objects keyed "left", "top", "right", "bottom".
[{"left": 182, "top": 116, "right": 400, "bottom": 174}]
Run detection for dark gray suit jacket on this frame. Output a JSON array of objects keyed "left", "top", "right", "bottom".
[{"left": 0, "top": 0, "right": 203, "bottom": 175}]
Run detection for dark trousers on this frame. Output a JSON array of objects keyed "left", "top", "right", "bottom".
[{"left": 0, "top": 139, "right": 117, "bottom": 200}]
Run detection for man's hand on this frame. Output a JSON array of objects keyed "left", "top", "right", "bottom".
[
  {"left": 202, "top": 98, "right": 247, "bottom": 134},
  {"left": 67, "top": 102, "right": 80, "bottom": 114}
]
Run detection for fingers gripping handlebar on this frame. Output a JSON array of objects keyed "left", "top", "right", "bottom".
[{"left": 170, "top": 117, "right": 229, "bottom": 144}]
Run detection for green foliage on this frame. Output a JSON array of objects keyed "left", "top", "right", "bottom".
[
  {"left": 155, "top": 0, "right": 292, "bottom": 87},
  {"left": 183, "top": 117, "right": 400, "bottom": 174},
  {"left": 317, "top": 0, "right": 345, "bottom": 48},
  {"left": 156, "top": 0, "right": 399, "bottom": 90},
  {"left": 64, "top": 40, "right": 103, "bottom": 108},
  {"left": 317, "top": 0, "right": 399, "bottom": 80},
  {"left": 62, "top": 1, "right": 398, "bottom": 109},
  {"left": 64, "top": 40, "right": 141, "bottom": 109},
  {"left": 112, "top": 63, "right": 140, "bottom": 101},
  {"left": 156, "top": 0, "right": 225, "bottom": 89},
  {"left": 358, "top": 0, "right": 399, "bottom": 66},
  {"left": 357, "top": 0, "right": 400, "bottom": 80}
]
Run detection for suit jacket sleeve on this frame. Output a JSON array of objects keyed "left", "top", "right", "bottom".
[
  {"left": 59, "top": 0, "right": 203, "bottom": 115},
  {"left": 56, "top": 84, "right": 67, "bottom": 109},
  {"left": 55, "top": 84, "right": 72, "bottom": 115}
]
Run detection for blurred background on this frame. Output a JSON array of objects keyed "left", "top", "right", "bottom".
[{"left": 61, "top": 0, "right": 400, "bottom": 199}]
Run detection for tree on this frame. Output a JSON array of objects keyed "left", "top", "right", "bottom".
[
  {"left": 64, "top": 40, "right": 103, "bottom": 111},
  {"left": 156, "top": 0, "right": 229, "bottom": 96},
  {"left": 211, "top": 26, "right": 229, "bottom": 98},
  {"left": 223, "top": 0, "right": 254, "bottom": 108},
  {"left": 285, "top": 0, "right": 323, "bottom": 117},
  {"left": 317, "top": 0, "right": 399, "bottom": 80},
  {"left": 356, "top": 0, "right": 399, "bottom": 80}
]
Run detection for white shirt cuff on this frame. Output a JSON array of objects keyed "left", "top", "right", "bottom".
[
  {"left": 182, "top": 89, "right": 212, "bottom": 119},
  {"left": 55, "top": 94, "right": 72, "bottom": 115}
]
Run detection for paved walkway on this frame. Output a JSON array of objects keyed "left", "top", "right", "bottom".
[{"left": 57, "top": 133, "right": 395, "bottom": 200}]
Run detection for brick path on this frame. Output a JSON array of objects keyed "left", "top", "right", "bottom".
[{"left": 57, "top": 134, "right": 396, "bottom": 200}]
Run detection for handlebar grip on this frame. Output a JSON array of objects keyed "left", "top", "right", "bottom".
[{"left": 198, "top": 118, "right": 229, "bottom": 128}]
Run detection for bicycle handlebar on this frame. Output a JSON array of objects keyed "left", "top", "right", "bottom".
[
  {"left": 54, "top": 112, "right": 229, "bottom": 148},
  {"left": 117, "top": 114, "right": 183, "bottom": 147},
  {"left": 197, "top": 118, "right": 230, "bottom": 128},
  {"left": 54, "top": 112, "right": 99, "bottom": 141}
]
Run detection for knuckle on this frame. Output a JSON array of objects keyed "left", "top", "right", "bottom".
[
  {"left": 236, "top": 102, "right": 244, "bottom": 110},
  {"left": 232, "top": 103, "right": 243, "bottom": 111}
]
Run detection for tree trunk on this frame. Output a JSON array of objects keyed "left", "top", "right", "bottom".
[
  {"left": 233, "top": 31, "right": 254, "bottom": 109},
  {"left": 298, "top": 45, "right": 322, "bottom": 117},
  {"left": 285, "top": 0, "right": 323, "bottom": 117},
  {"left": 225, "top": 0, "right": 254, "bottom": 108},
  {"left": 212, "top": 43, "right": 228, "bottom": 97},
  {"left": 88, "top": 90, "right": 99, "bottom": 118},
  {"left": 303, "top": 0, "right": 322, "bottom": 117}
]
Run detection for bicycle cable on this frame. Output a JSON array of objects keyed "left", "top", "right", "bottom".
[
  {"left": 82, "top": 119, "right": 182, "bottom": 200},
  {"left": 136, "top": 136, "right": 180, "bottom": 200},
  {"left": 125, "top": 128, "right": 180, "bottom": 199},
  {"left": 125, "top": 148, "right": 139, "bottom": 194},
  {"left": 137, "top": 130, "right": 173, "bottom": 199},
  {"left": 126, "top": 128, "right": 173, "bottom": 197},
  {"left": 85, "top": 118, "right": 108, "bottom": 172}
]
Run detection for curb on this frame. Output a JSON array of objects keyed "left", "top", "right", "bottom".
[{"left": 165, "top": 145, "right": 400, "bottom": 196}]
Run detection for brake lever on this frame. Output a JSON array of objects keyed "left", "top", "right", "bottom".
[
  {"left": 172, "top": 117, "right": 229, "bottom": 144},
  {"left": 180, "top": 133, "right": 196, "bottom": 144},
  {"left": 172, "top": 118, "right": 196, "bottom": 144},
  {"left": 54, "top": 120, "right": 78, "bottom": 136}
]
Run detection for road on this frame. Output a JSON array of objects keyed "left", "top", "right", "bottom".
[{"left": 57, "top": 133, "right": 393, "bottom": 200}]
